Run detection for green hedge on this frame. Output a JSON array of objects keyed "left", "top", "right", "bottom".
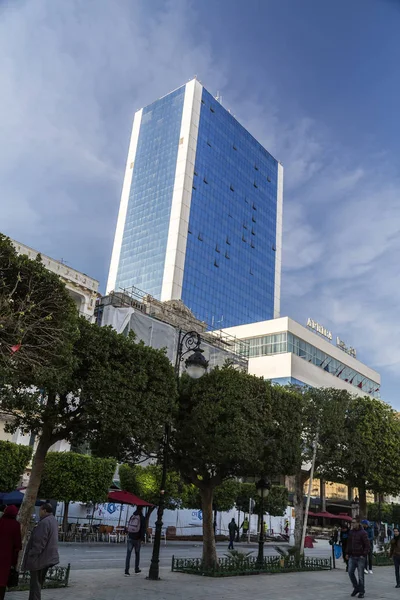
[
  {"left": 171, "top": 555, "right": 331, "bottom": 577},
  {"left": 10, "top": 565, "right": 70, "bottom": 591}
]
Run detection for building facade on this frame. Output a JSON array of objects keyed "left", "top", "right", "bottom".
[
  {"left": 221, "top": 316, "right": 381, "bottom": 398},
  {"left": 107, "top": 78, "right": 283, "bottom": 329},
  {"left": 12, "top": 239, "right": 99, "bottom": 321}
]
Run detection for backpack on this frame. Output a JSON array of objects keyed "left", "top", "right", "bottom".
[{"left": 128, "top": 514, "right": 141, "bottom": 534}]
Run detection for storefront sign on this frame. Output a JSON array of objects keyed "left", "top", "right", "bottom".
[
  {"left": 306, "top": 318, "right": 332, "bottom": 340},
  {"left": 336, "top": 337, "right": 357, "bottom": 359}
]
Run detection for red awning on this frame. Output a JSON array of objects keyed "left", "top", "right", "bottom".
[
  {"left": 308, "top": 510, "right": 352, "bottom": 521},
  {"left": 108, "top": 490, "right": 153, "bottom": 507}
]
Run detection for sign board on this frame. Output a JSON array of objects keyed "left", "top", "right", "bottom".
[
  {"left": 336, "top": 337, "right": 357, "bottom": 359},
  {"left": 307, "top": 318, "right": 332, "bottom": 340}
]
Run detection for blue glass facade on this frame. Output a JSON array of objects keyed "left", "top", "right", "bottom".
[
  {"left": 181, "top": 88, "right": 278, "bottom": 328},
  {"left": 115, "top": 87, "right": 185, "bottom": 297}
]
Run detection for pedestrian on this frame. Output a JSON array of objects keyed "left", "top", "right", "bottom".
[
  {"left": 228, "top": 518, "right": 238, "bottom": 550},
  {"left": 263, "top": 521, "right": 268, "bottom": 539},
  {"left": 0, "top": 505, "right": 22, "bottom": 600},
  {"left": 284, "top": 520, "right": 289, "bottom": 537},
  {"left": 346, "top": 516, "right": 370, "bottom": 598},
  {"left": 389, "top": 527, "right": 400, "bottom": 588},
  {"left": 241, "top": 516, "right": 249, "bottom": 539},
  {"left": 125, "top": 506, "right": 146, "bottom": 575},
  {"left": 361, "top": 520, "right": 374, "bottom": 574},
  {"left": 388, "top": 527, "right": 393, "bottom": 541},
  {"left": 22, "top": 502, "right": 59, "bottom": 600},
  {"left": 340, "top": 523, "right": 350, "bottom": 571}
]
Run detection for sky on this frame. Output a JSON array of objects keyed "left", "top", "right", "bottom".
[{"left": 1, "top": 0, "right": 399, "bottom": 405}]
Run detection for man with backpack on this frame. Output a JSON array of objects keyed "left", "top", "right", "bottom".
[{"left": 125, "top": 506, "right": 146, "bottom": 575}]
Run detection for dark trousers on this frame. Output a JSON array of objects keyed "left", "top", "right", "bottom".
[
  {"left": 29, "top": 568, "right": 48, "bottom": 600},
  {"left": 348, "top": 556, "right": 365, "bottom": 595},
  {"left": 125, "top": 538, "right": 141, "bottom": 573},
  {"left": 394, "top": 556, "right": 400, "bottom": 584},
  {"left": 0, "top": 586, "right": 5, "bottom": 600},
  {"left": 228, "top": 535, "right": 235, "bottom": 550},
  {"left": 367, "top": 547, "right": 373, "bottom": 571}
]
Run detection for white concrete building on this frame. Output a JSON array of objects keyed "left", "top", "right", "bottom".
[
  {"left": 11, "top": 239, "right": 99, "bottom": 321},
  {"left": 220, "top": 316, "right": 380, "bottom": 398}
]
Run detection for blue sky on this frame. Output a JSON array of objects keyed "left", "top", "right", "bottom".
[{"left": 1, "top": 0, "right": 399, "bottom": 405}]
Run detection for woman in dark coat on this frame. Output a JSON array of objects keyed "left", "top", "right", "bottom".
[{"left": 0, "top": 505, "right": 22, "bottom": 599}]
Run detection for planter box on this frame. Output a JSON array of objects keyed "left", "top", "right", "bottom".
[{"left": 9, "top": 565, "right": 70, "bottom": 592}]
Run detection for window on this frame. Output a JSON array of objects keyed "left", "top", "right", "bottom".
[
  {"left": 251, "top": 228, "right": 255, "bottom": 235},
  {"left": 210, "top": 106, "right": 215, "bottom": 113},
  {"left": 272, "top": 243, "right": 276, "bottom": 251},
  {"left": 254, "top": 165, "right": 259, "bottom": 171},
  {"left": 230, "top": 184, "right": 235, "bottom": 191},
  {"left": 250, "top": 240, "right": 255, "bottom": 249},
  {"left": 252, "top": 203, "right": 257, "bottom": 210},
  {"left": 215, "top": 244, "right": 220, "bottom": 253},
  {"left": 226, "top": 236, "right": 231, "bottom": 245},
  {"left": 254, "top": 181, "right": 258, "bottom": 188},
  {"left": 214, "top": 259, "right": 219, "bottom": 267},
  {"left": 201, "top": 99, "right": 205, "bottom": 104},
  {"left": 225, "top": 251, "right": 230, "bottom": 259},
  {"left": 250, "top": 267, "right": 254, "bottom": 276},
  {"left": 252, "top": 215, "right": 256, "bottom": 223},
  {"left": 242, "top": 234, "right": 247, "bottom": 242},
  {"left": 203, "top": 177, "right": 208, "bottom": 184},
  {"left": 198, "top": 233, "right": 203, "bottom": 241},
  {"left": 243, "top": 222, "right": 248, "bottom": 229},
  {"left": 233, "top": 144, "right": 237, "bottom": 151},
  {"left": 207, "top": 140, "right": 212, "bottom": 147},
  {"left": 194, "top": 170, "right": 198, "bottom": 176},
  {"left": 192, "top": 184, "right": 197, "bottom": 190},
  {"left": 267, "top": 176, "right": 272, "bottom": 182}
]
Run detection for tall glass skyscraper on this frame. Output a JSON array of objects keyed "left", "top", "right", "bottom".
[{"left": 107, "top": 79, "right": 283, "bottom": 328}]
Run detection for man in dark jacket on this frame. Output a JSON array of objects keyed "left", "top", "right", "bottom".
[
  {"left": 22, "top": 503, "right": 59, "bottom": 600},
  {"left": 125, "top": 506, "right": 146, "bottom": 575},
  {"left": 346, "top": 517, "right": 370, "bottom": 598},
  {"left": 361, "top": 519, "right": 374, "bottom": 574},
  {"left": 228, "top": 518, "right": 238, "bottom": 550}
]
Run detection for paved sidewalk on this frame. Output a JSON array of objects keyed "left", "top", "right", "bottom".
[{"left": 7, "top": 566, "right": 400, "bottom": 600}]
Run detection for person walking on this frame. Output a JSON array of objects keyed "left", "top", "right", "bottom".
[
  {"left": 346, "top": 517, "right": 370, "bottom": 598},
  {"left": 22, "top": 503, "right": 59, "bottom": 600},
  {"left": 389, "top": 527, "right": 400, "bottom": 588},
  {"left": 241, "top": 516, "right": 249, "bottom": 540},
  {"left": 228, "top": 518, "right": 238, "bottom": 550},
  {"left": 361, "top": 520, "right": 374, "bottom": 574},
  {"left": 125, "top": 506, "right": 146, "bottom": 575},
  {"left": 340, "top": 523, "right": 350, "bottom": 571},
  {"left": 0, "top": 505, "right": 22, "bottom": 600}
]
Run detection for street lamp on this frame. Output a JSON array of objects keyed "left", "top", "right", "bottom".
[
  {"left": 148, "top": 331, "right": 208, "bottom": 580},
  {"left": 351, "top": 496, "right": 359, "bottom": 519},
  {"left": 256, "top": 477, "right": 271, "bottom": 566}
]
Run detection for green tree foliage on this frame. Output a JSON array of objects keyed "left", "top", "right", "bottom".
[
  {"left": 367, "top": 502, "right": 394, "bottom": 524},
  {"left": 0, "top": 440, "right": 32, "bottom": 492},
  {"left": 2, "top": 317, "right": 176, "bottom": 541},
  {"left": 288, "top": 386, "right": 350, "bottom": 549},
  {"left": 319, "top": 395, "right": 400, "bottom": 518},
  {"left": 183, "top": 479, "right": 241, "bottom": 512},
  {"left": 39, "top": 452, "right": 116, "bottom": 531},
  {"left": 119, "top": 463, "right": 185, "bottom": 530},
  {"left": 0, "top": 233, "right": 78, "bottom": 383},
  {"left": 234, "top": 482, "right": 288, "bottom": 517},
  {"left": 171, "top": 366, "right": 271, "bottom": 569}
]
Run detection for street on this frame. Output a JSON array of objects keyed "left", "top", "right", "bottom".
[{"left": 56, "top": 539, "right": 333, "bottom": 570}]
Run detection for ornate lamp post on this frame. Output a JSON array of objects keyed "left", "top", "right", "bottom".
[
  {"left": 351, "top": 496, "right": 359, "bottom": 519},
  {"left": 147, "top": 331, "right": 208, "bottom": 580},
  {"left": 256, "top": 477, "right": 271, "bottom": 566}
]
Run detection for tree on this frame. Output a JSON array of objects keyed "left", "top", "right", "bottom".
[
  {"left": 0, "top": 440, "right": 32, "bottom": 492},
  {"left": 171, "top": 366, "right": 271, "bottom": 569},
  {"left": 0, "top": 233, "right": 78, "bottom": 382},
  {"left": 119, "top": 463, "right": 185, "bottom": 531},
  {"left": 319, "top": 395, "right": 400, "bottom": 518},
  {"left": 1, "top": 317, "right": 176, "bottom": 542},
  {"left": 367, "top": 502, "right": 393, "bottom": 524},
  {"left": 39, "top": 452, "right": 116, "bottom": 531}
]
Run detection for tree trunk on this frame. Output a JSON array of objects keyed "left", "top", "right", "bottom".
[
  {"left": 294, "top": 469, "right": 309, "bottom": 550},
  {"left": 200, "top": 487, "right": 217, "bottom": 570},
  {"left": 236, "top": 509, "right": 241, "bottom": 542},
  {"left": 62, "top": 501, "right": 70, "bottom": 534},
  {"left": 18, "top": 433, "right": 52, "bottom": 546},
  {"left": 213, "top": 507, "right": 217, "bottom": 537},
  {"left": 320, "top": 478, "right": 326, "bottom": 512},
  {"left": 358, "top": 481, "right": 367, "bottom": 519}
]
